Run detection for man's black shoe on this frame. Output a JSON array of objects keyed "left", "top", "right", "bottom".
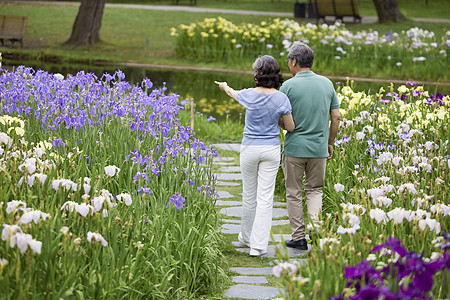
[{"left": 285, "top": 239, "right": 308, "bottom": 250}]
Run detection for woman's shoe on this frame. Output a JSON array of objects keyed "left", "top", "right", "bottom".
[
  {"left": 238, "top": 232, "right": 250, "bottom": 247},
  {"left": 249, "top": 248, "right": 267, "bottom": 257}
]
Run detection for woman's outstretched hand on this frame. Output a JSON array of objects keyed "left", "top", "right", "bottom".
[
  {"left": 214, "top": 81, "right": 228, "bottom": 91},
  {"left": 214, "top": 81, "right": 238, "bottom": 100}
]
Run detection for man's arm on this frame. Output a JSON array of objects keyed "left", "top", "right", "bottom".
[
  {"left": 281, "top": 113, "right": 295, "bottom": 132},
  {"left": 327, "top": 108, "right": 341, "bottom": 160},
  {"left": 278, "top": 117, "right": 286, "bottom": 130}
]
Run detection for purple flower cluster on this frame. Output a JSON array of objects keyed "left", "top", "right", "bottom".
[
  {"left": 377, "top": 84, "right": 447, "bottom": 107},
  {"left": 166, "top": 192, "right": 185, "bottom": 210},
  {"left": 364, "top": 139, "right": 395, "bottom": 159},
  {"left": 335, "top": 135, "right": 351, "bottom": 148},
  {"left": 137, "top": 186, "right": 152, "bottom": 195},
  {"left": 425, "top": 92, "right": 446, "bottom": 107},
  {"left": 197, "top": 184, "right": 218, "bottom": 198},
  {"left": 51, "top": 138, "right": 66, "bottom": 148},
  {"left": 332, "top": 236, "right": 450, "bottom": 300},
  {"left": 0, "top": 67, "right": 183, "bottom": 136}
]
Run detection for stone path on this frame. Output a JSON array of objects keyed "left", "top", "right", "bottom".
[{"left": 211, "top": 143, "right": 309, "bottom": 299}]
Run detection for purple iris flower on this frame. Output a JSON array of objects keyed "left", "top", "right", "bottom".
[
  {"left": 211, "top": 148, "right": 219, "bottom": 157},
  {"left": 51, "top": 138, "right": 65, "bottom": 148},
  {"left": 137, "top": 186, "right": 152, "bottom": 195},
  {"left": 133, "top": 172, "right": 150, "bottom": 182},
  {"left": 84, "top": 155, "right": 91, "bottom": 165},
  {"left": 166, "top": 192, "right": 185, "bottom": 210},
  {"left": 142, "top": 78, "right": 153, "bottom": 89},
  {"left": 371, "top": 237, "right": 407, "bottom": 256},
  {"left": 183, "top": 180, "right": 195, "bottom": 186},
  {"left": 198, "top": 155, "right": 206, "bottom": 164}
]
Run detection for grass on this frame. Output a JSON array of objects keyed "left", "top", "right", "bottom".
[
  {"left": 0, "top": 1, "right": 449, "bottom": 83},
  {"left": 106, "top": 0, "right": 450, "bottom": 19},
  {"left": 179, "top": 110, "right": 244, "bottom": 143}
]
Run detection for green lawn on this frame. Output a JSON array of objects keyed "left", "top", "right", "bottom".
[
  {"left": 106, "top": 0, "right": 450, "bottom": 19},
  {"left": 1, "top": 3, "right": 276, "bottom": 65}
]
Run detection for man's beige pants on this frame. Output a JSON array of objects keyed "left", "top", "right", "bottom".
[{"left": 282, "top": 155, "right": 326, "bottom": 241}]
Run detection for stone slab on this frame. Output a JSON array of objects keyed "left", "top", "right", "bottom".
[
  {"left": 235, "top": 244, "right": 310, "bottom": 258},
  {"left": 232, "top": 276, "right": 268, "bottom": 284},
  {"left": 233, "top": 234, "right": 298, "bottom": 247},
  {"left": 222, "top": 219, "right": 241, "bottom": 224},
  {"left": 270, "top": 234, "right": 292, "bottom": 243},
  {"left": 222, "top": 221, "right": 290, "bottom": 234},
  {"left": 218, "top": 166, "right": 241, "bottom": 172},
  {"left": 216, "top": 200, "right": 241, "bottom": 206},
  {"left": 270, "top": 258, "right": 308, "bottom": 266},
  {"left": 220, "top": 207, "right": 287, "bottom": 218},
  {"left": 219, "top": 206, "right": 241, "bottom": 218},
  {"left": 213, "top": 162, "right": 235, "bottom": 165},
  {"left": 271, "top": 208, "right": 288, "bottom": 218},
  {"left": 271, "top": 219, "right": 290, "bottom": 226},
  {"left": 211, "top": 143, "right": 241, "bottom": 152},
  {"left": 213, "top": 157, "right": 235, "bottom": 162},
  {"left": 224, "top": 284, "right": 279, "bottom": 299},
  {"left": 216, "top": 190, "right": 235, "bottom": 199},
  {"left": 216, "top": 181, "right": 241, "bottom": 186},
  {"left": 232, "top": 241, "right": 247, "bottom": 247},
  {"left": 221, "top": 223, "right": 241, "bottom": 234},
  {"left": 272, "top": 202, "right": 287, "bottom": 206},
  {"left": 230, "top": 267, "right": 274, "bottom": 276},
  {"left": 215, "top": 173, "right": 242, "bottom": 181}
]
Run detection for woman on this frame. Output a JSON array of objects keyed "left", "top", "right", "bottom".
[{"left": 215, "top": 55, "right": 295, "bottom": 256}]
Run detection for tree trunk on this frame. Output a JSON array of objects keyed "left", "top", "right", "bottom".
[
  {"left": 64, "top": 0, "right": 106, "bottom": 46},
  {"left": 372, "top": 0, "right": 405, "bottom": 23}
]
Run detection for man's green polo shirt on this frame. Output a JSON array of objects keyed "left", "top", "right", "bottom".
[{"left": 280, "top": 71, "right": 340, "bottom": 158}]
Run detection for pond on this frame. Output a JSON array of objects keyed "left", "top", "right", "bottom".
[{"left": 3, "top": 61, "right": 448, "bottom": 120}]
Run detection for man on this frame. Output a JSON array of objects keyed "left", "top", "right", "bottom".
[{"left": 279, "top": 42, "right": 341, "bottom": 250}]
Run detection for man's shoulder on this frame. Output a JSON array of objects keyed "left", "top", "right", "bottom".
[
  {"left": 312, "top": 73, "right": 333, "bottom": 84},
  {"left": 282, "top": 77, "right": 297, "bottom": 85}
]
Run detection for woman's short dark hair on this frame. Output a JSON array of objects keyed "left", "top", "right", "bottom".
[{"left": 252, "top": 55, "right": 283, "bottom": 89}]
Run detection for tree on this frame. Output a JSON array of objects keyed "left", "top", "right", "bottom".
[
  {"left": 64, "top": 0, "right": 106, "bottom": 46},
  {"left": 372, "top": 0, "right": 405, "bottom": 23}
]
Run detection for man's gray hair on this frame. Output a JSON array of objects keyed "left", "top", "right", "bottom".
[{"left": 287, "top": 42, "right": 314, "bottom": 68}]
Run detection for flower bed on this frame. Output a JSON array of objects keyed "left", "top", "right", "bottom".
[
  {"left": 273, "top": 82, "right": 450, "bottom": 299},
  {"left": 172, "top": 18, "right": 449, "bottom": 81},
  {"left": 0, "top": 66, "right": 225, "bottom": 298}
]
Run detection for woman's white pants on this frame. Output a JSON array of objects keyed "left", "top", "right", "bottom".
[{"left": 240, "top": 145, "right": 280, "bottom": 252}]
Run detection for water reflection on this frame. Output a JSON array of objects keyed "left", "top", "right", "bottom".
[{"left": 3, "top": 62, "right": 448, "bottom": 120}]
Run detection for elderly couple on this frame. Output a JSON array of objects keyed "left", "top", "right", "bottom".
[{"left": 215, "top": 42, "right": 341, "bottom": 257}]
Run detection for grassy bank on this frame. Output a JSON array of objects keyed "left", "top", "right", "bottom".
[{"left": 0, "top": 1, "right": 449, "bottom": 82}]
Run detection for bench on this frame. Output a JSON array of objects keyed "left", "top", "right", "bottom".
[
  {"left": 312, "top": 0, "right": 361, "bottom": 24},
  {"left": 0, "top": 15, "right": 28, "bottom": 47}
]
